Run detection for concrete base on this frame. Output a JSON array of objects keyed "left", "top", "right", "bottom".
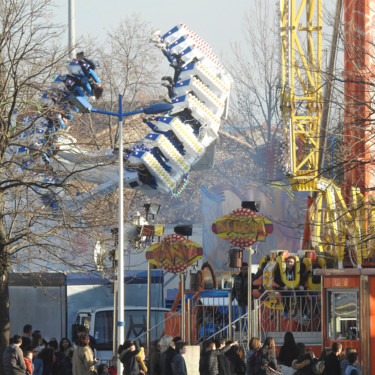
[{"left": 184, "top": 345, "right": 201, "bottom": 375}]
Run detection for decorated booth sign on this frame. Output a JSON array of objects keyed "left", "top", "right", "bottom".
[
  {"left": 146, "top": 234, "right": 203, "bottom": 273},
  {"left": 211, "top": 208, "right": 274, "bottom": 247}
]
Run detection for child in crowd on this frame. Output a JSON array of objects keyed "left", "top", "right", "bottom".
[{"left": 24, "top": 348, "right": 34, "bottom": 375}]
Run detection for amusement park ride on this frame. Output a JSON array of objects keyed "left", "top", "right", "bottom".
[
  {"left": 163, "top": 2, "right": 375, "bottom": 374},
  {"left": 276, "top": 0, "right": 375, "bottom": 372},
  {"left": 8, "top": 1, "right": 375, "bottom": 372},
  {"left": 10, "top": 23, "right": 232, "bottom": 211}
]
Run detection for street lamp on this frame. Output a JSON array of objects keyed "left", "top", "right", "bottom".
[
  {"left": 144, "top": 203, "right": 161, "bottom": 221},
  {"left": 91, "top": 96, "right": 172, "bottom": 373},
  {"left": 240, "top": 201, "right": 260, "bottom": 341}
]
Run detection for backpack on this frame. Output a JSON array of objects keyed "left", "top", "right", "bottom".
[{"left": 312, "top": 360, "right": 325, "bottom": 375}]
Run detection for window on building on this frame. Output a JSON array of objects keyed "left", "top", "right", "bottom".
[{"left": 326, "top": 290, "right": 358, "bottom": 340}]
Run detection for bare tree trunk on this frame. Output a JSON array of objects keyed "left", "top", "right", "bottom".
[
  {"left": 0, "top": 241, "right": 10, "bottom": 375},
  {"left": 0, "top": 18, "right": 10, "bottom": 374}
]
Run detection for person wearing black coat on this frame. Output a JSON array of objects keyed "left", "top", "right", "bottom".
[
  {"left": 291, "top": 343, "right": 317, "bottom": 375},
  {"left": 324, "top": 342, "right": 342, "bottom": 375},
  {"left": 171, "top": 342, "right": 187, "bottom": 375},
  {"left": 246, "top": 337, "right": 262, "bottom": 375},
  {"left": 199, "top": 341, "right": 217, "bottom": 375},
  {"left": 200, "top": 340, "right": 238, "bottom": 375},
  {"left": 118, "top": 341, "right": 142, "bottom": 375},
  {"left": 232, "top": 263, "right": 249, "bottom": 323},
  {"left": 214, "top": 339, "right": 231, "bottom": 375},
  {"left": 160, "top": 344, "right": 177, "bottom": 375},
  {"left": 277, "top": 332, "right": 299, "bottom": 367},
  {"left": 224, "top": 345, "right": 245, "bottom": 375},
  {"left": 254, "top": 337, "right": 278, "bottom": 375},
  {"left": 148, "top": 341, "right": 161, "bottom": 375}
]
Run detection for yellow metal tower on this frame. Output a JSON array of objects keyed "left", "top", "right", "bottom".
[{"left": 280, "top": 0, "right": 322, "bottom": 191}]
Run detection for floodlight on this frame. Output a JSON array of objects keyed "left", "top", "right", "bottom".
[
  {"left": 174, "top": 224, "right": 193, "bottom": 237},
  {"left": 144, "top": 203, "right": 161, "bottom": 215},
  {"left": 241, "top": 201, "right": 261, "bottom": 212}
]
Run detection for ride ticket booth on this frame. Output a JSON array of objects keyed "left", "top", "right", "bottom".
[{"left": 316, "top": 268, "right": 375, "bottom": 375}]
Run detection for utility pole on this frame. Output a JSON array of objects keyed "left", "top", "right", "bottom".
[
  {"left": 68, "top": 0, "right": 76, "bottom": 58},
  {"left": 90, "top": 99, "right": 172, "bottom": 373}
]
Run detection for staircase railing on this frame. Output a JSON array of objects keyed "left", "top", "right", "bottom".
[{"left": 132, "top": 289, "right": 322, "bottom": 349}]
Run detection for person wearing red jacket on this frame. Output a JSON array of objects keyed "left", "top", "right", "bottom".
[{"left": 24, "top": 349, "right": 34, "bottom": 375}]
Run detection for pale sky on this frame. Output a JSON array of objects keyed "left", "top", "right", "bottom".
[{"left": 53, "top": 0, "right": 256, "bottom": 62}]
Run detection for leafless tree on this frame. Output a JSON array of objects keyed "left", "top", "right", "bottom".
[
  {"left": 0, "top": 0, "right": 119, "bottom": 360},
  {"left": 226, "top": 0, "right": 282, "bottom": 182},
  {"left": 93, "top": 15, "right": 163, "bottom": 149}
]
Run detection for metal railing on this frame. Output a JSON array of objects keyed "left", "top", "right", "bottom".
[
  {"left": 132, "top": 289, "right": 322, "bottom": 349},
  {"left": 256, "top": 289, "right": 322, "bottom": 345}
]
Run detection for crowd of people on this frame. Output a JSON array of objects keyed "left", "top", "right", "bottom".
[
  {"left": 2, "top": 324, "right": 107, "bottom": 375},
  {"left": 276, "top": 332, "right": 361, "bottom": 375},
  {"left": 3, "top": 325, "right": 362, "bottom": 375}
]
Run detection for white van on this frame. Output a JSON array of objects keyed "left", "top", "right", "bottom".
[{"left": 75, "top": 306, "right": 170, "bottom": 362}]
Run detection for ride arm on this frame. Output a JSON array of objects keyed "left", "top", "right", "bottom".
[{"left": 201, "top": 261, "right": 218, "bottom": 289}]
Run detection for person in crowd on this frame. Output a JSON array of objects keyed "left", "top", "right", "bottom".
[
  {"left": 214, "top": 338, "right": 231, "bottom": 375},
  {"left": 63, "top": 346, "right": 74, "bottom": 375},
  {"left": 344, "top": 352, "right": 360, "bottom": 375},
  {"left": 274, "top": 256, "right": 307, "bottom": 320},
  {"left": 47, "top": 339, "right": 58, "bottom": 351},
  {"left": 58, "top": 338, "right": 72, "bottom": 354},
  {"left": 238, "top": 348, "right": 245, "bottom": 362},
  {"left": 310, "top": 347, "right": 329, "bottom": 375},
  {"left": 225, "top": 344, "right": 245, "bottom": 375},
  {"left": 340, "top": 347, "right": 361, "bottom": 375},
  {"left": 24, "top": 348, "right": 34, "bottom": 375},
  {"left": 232, "top": 262, "right": 249, "bottom": 328},
  {"left": 291, "top": 343, "right": 316, "bottom": 374},
  {"left": 31, "top": 346, "right": 43, "bottom": 375},
  {"left": 246, "top": 337, "right": 261, "bottom": 375},
  {"left": 72, "top": 333, "right": 98, "bottom": 375},
  {"left": 171, "top": 341, "right": 187, "bottom": 375},
  {"left": 118, "top": 340, "right": 142, "bottom": 375},
  {"left": 38, "top": 348, "right": 54, "bottom": 375},
  {"left": 199, "top": 340, "right": 238, "bottom": 375},
  {"left": 172, "top": 337, "right": 182, "bottom": 346},
  {"left": 56, "top": 338, "right": 73, "bottom": 363},
  {"left": 137, "top": 346, "right": 147, "bottom": 374},
  {"left": 31, "top": 331, "right": 46, "bottom": 352},
  {"left": 73, "top": 325, "right": 96, "bottom": 352},
  {"left": 159, "top": 336, "right": 177, "bottom": 375},
  {"left": 54, "top": 338, "right": 72, "bottom": 375},
  {"left": 254, "top": 337, "right": 278, "bottom": 375},
  {"left": 97, "top": 364, "right": 109, "bottom": 375},
  {"left": 324, "top": 342, "right": 342, "bottom": 375},
  {"left": 49, "top": 340, "right": 61, "bottom": 375},
  {"left": 3, "top": 334, "right": 27, "bottom": 375},
  {"left": 199, "top": 340, "right": 217, "bottom": 375},
  {"left": 277, "top": 332, "right": 299, "bottom": 367},
  {"left": 21, "top": 325, "right": 33, "bottom": 352},
  {"left": 148, "top": 340, "right": 161, "bottom": 375}
]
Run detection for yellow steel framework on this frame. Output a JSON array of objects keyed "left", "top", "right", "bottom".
[
  {"left": 280, "top": 0, "right": 372, "bottom": 266},
  {"left": 280, "top": 0, "right": 322, "bottom": 191}
]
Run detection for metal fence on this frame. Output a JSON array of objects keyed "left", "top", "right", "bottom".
[{"left": 134, "top": 289, "right": 322, "bottom": 348}]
